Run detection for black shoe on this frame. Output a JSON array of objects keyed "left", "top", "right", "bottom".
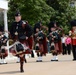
[
  {"left": 51, "top": 60, "right": 55, "bottom": 61},
  {"left": 25, "top": 59, "right": 27, "bottom": 63},
  {"left": 36, "top": 60, "right": 42, "bottom": 62},
  {"left": 16, "top": 61, "right": 19, "bottom": 63},
  {"left": 51, "top": 59, "right": 58, "bottom": 61},
  {"left": 55, "top": 60, "right": 58, "bottom": 61},
  {"left": 3, "top": 62, "right": 7, "bottom": 64},
  {"left": 20, "top": 68, "right": 24, "bottom": 73},
  {"left": 20, "top": 70, "right": 24, "bottom": 73},
  {"left": 36, "top": 60, "right": 39, "bottom": 62},
  {"left": 73, "top": 59, "right": 76, "bottom": 61},
  {"left": 39, "top": 60, "right": 42, "bottom": 62}
]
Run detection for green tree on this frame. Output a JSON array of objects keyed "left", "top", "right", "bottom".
[
  {"left": 46, "top": 0, "right": 76, "bottom": 34},
  {"left": 8, "top": 0, "right": 55, "bottom": 27}
]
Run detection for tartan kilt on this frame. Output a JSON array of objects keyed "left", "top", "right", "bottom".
[
  {"left": 27, "top": 36, "right": 34, "bottom": 50},
  {"left": 9, "top": 40, "right": 31, "bottom": 57},
  {"left": 54, "top": 41, "right": 62, "bottom": 54},
  {"left": 35, "top": 36, "right": 47, "bottom": 56},
  {"left": 0, "top": 48, "right": 8, "bottom": 58}
]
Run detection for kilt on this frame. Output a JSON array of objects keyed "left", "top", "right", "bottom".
[
  {"left": 50, "top": 40, "right": 62, "bottom": 54},
  {"left": 27, "top": 36, "right": 34, "bottom": 50},
  {"left": 9, "top": 41, "right": 31, "bottom": 57},
  {"left": 35, "top": 36, "right": 47, "bottom": 55},
  {"left": 0, "top": 46, "right": 8, "bottom": 58}
]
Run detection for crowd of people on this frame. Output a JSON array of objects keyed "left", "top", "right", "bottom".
[{"left": 0, "top": 11, "right": 76, "bottom": 73}]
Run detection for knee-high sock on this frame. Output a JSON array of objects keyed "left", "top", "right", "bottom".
[
  {"left": 37, "top": 53, "right": 39, "bottom": 57},
  {"left": 20, "top": 56, "right": 24, "bottom": 72}
]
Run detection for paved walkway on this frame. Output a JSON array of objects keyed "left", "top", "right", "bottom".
[{"left": 0, "top": 54, "right": 76, "bottom": 75}]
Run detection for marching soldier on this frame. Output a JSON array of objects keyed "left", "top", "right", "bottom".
[
  {"left": 69, "top": 20, "right": 76, "bottom": 61},
  {"left": 10, "top": 11, "right": 33, "bottom": 72},
  {"left": 47, "top": 21, "right": 62, "bottom": 61},
  {"left": 0, "top": 26, "right": 8, "bottom": 64},
  {"left": 34, "top": 22, "right": 47, "bottom": 62}
]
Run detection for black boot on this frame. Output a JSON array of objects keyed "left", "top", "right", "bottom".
[
  {"left": 20, "top": 67, "right": 24, "bottom": 72},
  {"left": 20, "top": 62, "right": 24, "bottom": 73},
  {"left": 25, "top": 58, "right": 27, "bottom": 63},
  {"left": 20, "top": 57, "right": 24, "bottom": 73}
]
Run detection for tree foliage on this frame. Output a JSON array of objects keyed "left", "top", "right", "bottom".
[
  {"left": 8, "top": 0, "right": 76, "bottom": 33},
  {"left": 8, "top": 0, "right": 55, "bottom": 26},
  {"left": 46, "top": 0, "right": 76, "bottom": 33}
]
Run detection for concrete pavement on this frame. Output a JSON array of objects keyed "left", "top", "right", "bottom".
[{"left": 0, "top": 54, "right": 76, "bottom": 75}]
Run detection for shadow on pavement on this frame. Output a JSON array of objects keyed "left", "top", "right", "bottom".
[
  {"left": 0, "top": 71, "right": 20, "bottom": 74},
  {"left": 26, "top": 60, "right": 74, "bottom": 63}
]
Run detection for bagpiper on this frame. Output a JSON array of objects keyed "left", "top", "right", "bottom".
[
  {"left": 10, "top": 11, "right": 33, "bottom": 72},
  {"left": 34, "top": 22, "right": 47, "bottom": 62},
  {"left": 47, "top": 21, "right": 62, "bottom": 61},
  {"left": 0, "top": 26, "right": 8, "bottom": 64}
]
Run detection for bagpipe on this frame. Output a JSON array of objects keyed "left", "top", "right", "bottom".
[
  {"left": 34, "top": 30, "right": 48, "bottom": 54},
  {"left": 34, "top": 30, "right": 45, "bottom": 42},
  {"left": 47, "top": 26, "right": 62, "bottom": 43},
  {"left": 34, "top": 31, "right": 44, "bottom": 50},
  {"left": 47, "top": 30, "right": 60, "bottom": 43}
]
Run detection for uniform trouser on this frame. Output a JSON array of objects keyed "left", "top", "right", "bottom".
[
  {"left": 72, "top": 45, "right": 76, "bottom": 60},
  {"left": 47, "top": 42, "right": 50, "bottom": 53},
  {"left": 66, "top": 44, "right": 71, "bottom": 55},
  {"left": 62, "top": 43, "right": 66, "bottom": 54}
]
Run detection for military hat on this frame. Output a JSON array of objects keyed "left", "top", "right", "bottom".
[
  {"left": 70, "top": 20, "right": 76, "bottom": 27},
  {"left": 34, "top": 22, "right": 41, "bottom": 29},
  {"left": 15, "top": 12, "right": 21, "bottom": 17},
  {"left": 34, "top": 22, "right": 41, "bottom": 33},
  {"left": 49, "top": 21, "right": 55, "bottom": 28},
  {"left": 48, "top": 21, "right": 56, "bottom": 33}
]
